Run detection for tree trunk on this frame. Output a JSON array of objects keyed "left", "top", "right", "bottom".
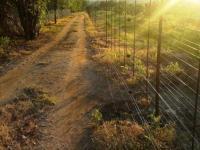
[
  {"left": 15, "top": 0, "right": 40, "bottom": 40},
  {"left": 54, "top": 0, "right": 57, "bottom": 24},
  {"left": 0, "top": 0, "right": 23, "bottom": 37}
]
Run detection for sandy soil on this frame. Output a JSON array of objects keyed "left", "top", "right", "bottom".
[{"left": 0, "top": 13, "right": 112, "bottom": 149}]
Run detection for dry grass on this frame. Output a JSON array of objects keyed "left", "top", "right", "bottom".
[
  {"left": 137, "top": 97, "right": 151, "bottom": 109},
  {"left": 41, "top": 17, "right": 70, "bottom": 33},
  {"left": 90, "top": 120, "right": 176, "bottom": 150},
  {"left": 0, "top": 87, "right": 55, "bottom": 149}
]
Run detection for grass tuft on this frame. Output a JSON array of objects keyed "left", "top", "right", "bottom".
[
  {"left": 91, "top": 120, "right": 176, "bottom": 150},
  {"left": 0, "top": 87, "right": 55, "bottom": 149}
]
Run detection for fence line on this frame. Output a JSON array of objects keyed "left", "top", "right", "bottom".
[{"left": 89, "top": 0, "right": 200, "bottom": 149}]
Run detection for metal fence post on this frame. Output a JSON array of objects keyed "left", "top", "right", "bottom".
[
  {"left": 106, "top": 0, "right": 108, "bottom": 46},
  {"left": 133, "top": 0, "right": 137, "bottom": 76},
  {"left": 146, "top": 0, "right": 151, "bottom": 95},
  {"left": 54, "top": 0, "right": 57, "bottom": 24},
  {"left": 155, "top": 0, "right": 163, "bottom": 117},
  {"left": 118, "top": 0, "right": 121, "bottom": 62},
  {"left": 192, "top": 59, "right": 200, "bottom": 150}
]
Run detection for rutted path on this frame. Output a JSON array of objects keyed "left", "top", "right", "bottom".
[
  {"left": 0, "top": 15, "right": 78, "bottom": 101},
  {"left": 0, "top": 13, "right": 110, "bottom": 149}
]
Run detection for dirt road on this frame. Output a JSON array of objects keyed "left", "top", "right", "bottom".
[{"left": 0, "top": 13, "right": 111, "bottom": 149}]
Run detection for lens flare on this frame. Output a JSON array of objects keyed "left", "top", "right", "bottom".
[{"left": 190, "top": 0, "right": 200, "bottom": 3}]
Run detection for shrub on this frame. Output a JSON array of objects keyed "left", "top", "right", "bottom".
[
  {"left": 134, "top": 58, "right": 146, "bottom": 77},
  {"left": 137, "top": 97, "right": 151, "bottom": 109},
  {"left": 0, "top": 47, "right": 8, "bottom": 60},
  {"left": 0, "top": 36, "right": 10, "bottom": 48},
  {"left": 153, "top": 124, "right": 176, "bottom": 144},
  {"left": 0, "top": 87, "right": 55, "bottom": 149},
  {"left": 162, "top": 62, "right": 183, "bottom": 75},
  {"left": 91, "top": 109, "right": 103, "bottom": 124},
  {"left": 91, "top": 120, "right": 176, "bottom": 150},
  {"left": 91, "top": 121, "right": 145, "bottom": 150}
]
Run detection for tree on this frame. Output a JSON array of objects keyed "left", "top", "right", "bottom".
[
  {"left": 0, "top": 0, "right": 22, "bottom": 36},
  {"left": 1, "top": 0, "right": 87, "bottom": 40},
  {"left": 54, "top": 0, "right": 58, "bottom": 24},
  {"left": 11, "top": 0, "right": 47, "bottom": 40},
  {"left": 67, "top": 0, "right": 87, "bottom": 12}
]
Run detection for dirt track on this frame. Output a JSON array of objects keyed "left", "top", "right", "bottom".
[{"left": 0, "top": 13, "right": 111, "bottom": 149}]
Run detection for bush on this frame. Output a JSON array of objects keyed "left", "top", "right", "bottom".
[
  {"left": 91, "top": 109, "right": 103, "bottom": 124},
  {"left": 0, "top": 87, "right": 55, "bottom": 149},
  {"left": 162, "top": 62, "right": 183, "bottom": 75},
  {"left": 91, "top": 120, "right": 176, "bottom": 150},
  {"left": 0, "top": 47, "right": 8, "bottom": 60},
  {"left": 0, "top": 36, "right": 10, "bottom": 48},
  {"left": 135, "top": 59, "right": 145, "bottom": 76}
]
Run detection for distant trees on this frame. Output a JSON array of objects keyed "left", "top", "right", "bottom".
[
  {"left": 47, "top": 0, "right": 87, "bottom": 13},
  {"left": 67, "top": 0, "right": 87, "bottom": 12}
]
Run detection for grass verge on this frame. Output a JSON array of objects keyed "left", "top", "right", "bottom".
[{"left": 0, "top": 87, "right": 55, "bottom": 149}]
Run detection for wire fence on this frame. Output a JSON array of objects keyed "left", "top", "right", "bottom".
[{"left": 88, "top": 0, "right": 200, "bottom": 149}]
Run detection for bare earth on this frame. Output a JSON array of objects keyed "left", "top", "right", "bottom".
[{"left": 0, "top": 13, "right": 111, "bottom": 149}]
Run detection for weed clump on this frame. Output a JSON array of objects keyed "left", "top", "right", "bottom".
[
  {"left": 89, "top": 100, "right": 177, "bottom": 150},
  {"left": 0, "top": 48, "right": 8, "bottom": 61},
  {"left": 91, "top": 120, "right": 176, "bottom": 150},
  {"left": 19, "top": 87, "right": 56, "bottom": 109},
  {"left": 137, "top": 97, "right": 151, "bottom": 109},
  {"left": 0, "top": 87, "right": 55, "bottom": 149},
  {"left": 162, "top": 62, "right": 183, "bottom": 76},
  {"left": 0, "top": 36, "right": 10, "bottom": 48}
]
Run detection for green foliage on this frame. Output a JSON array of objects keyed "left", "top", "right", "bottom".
[
  {"left": 10, "top": 0, "right": 48, "bottom": 39},
  {"left": 163, "top": 62, "right": 183, "bottom": 75},
  {"left": 148, "top": 113, "right": 161, "bottom": 126},
  {"left": 134, "top": 58, "right": 146, "bottom": 77},
  {"left": 21, "top": 87, "right": 56, "bottom": 110},
  {"left": 68, "top": 0, "right": 87, "bottom": 11},
  {"left": 91, "top": 109, "right": 103, "bottom": 124},
  {"left": 47, "top": 0, "right": 87, "bottom": 12},
  {"left": 0, "top": 37, "right": 10, "bottom": 48},
  {"left": 39, "top": 1, "right": 48, "bottom": 25}
]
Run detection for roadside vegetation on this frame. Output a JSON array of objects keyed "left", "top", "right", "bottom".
[
  {"left": 0, "top": 16, "right": 73, "bottom": 76},
  {"left": 0, "top": 0, "right": 87, "bottom": 75},
  {"left": 0, "top": 0, "right": 86, "bottom": 149},
  {"left": 0, "top": 0, "right": 199, "bottom": 149},
  {"left": 0, "top": 87, "right": 55, "bottom": 149},
  {"left": 84, "top": 14, "right": 177, "bottom": 150},
  {"left": 86, "top": 0, "right": 200, "bottom": 149}
]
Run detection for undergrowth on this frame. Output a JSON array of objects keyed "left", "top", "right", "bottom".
[
  {"left": 90, "top": 120, "right": 176, "bottom": 150},
  {"left": 162, "top": 62, "right": 183, "bottom": 75},
  {"left": 0, "top": 37, "right": 10, "bottom": 48},
  {"left": 0, "top": 87, "right": 55, "bottom": 149},
  {"left": 89, "top": 102, "right": 177, "bottom": 150}
]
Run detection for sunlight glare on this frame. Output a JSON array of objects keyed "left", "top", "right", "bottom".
[
  {"left": 151, "top": 0, "right": 180, "bottom": 21},
  {"left": 189, "top": 0, "right": 200, "bottom": 3}
]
